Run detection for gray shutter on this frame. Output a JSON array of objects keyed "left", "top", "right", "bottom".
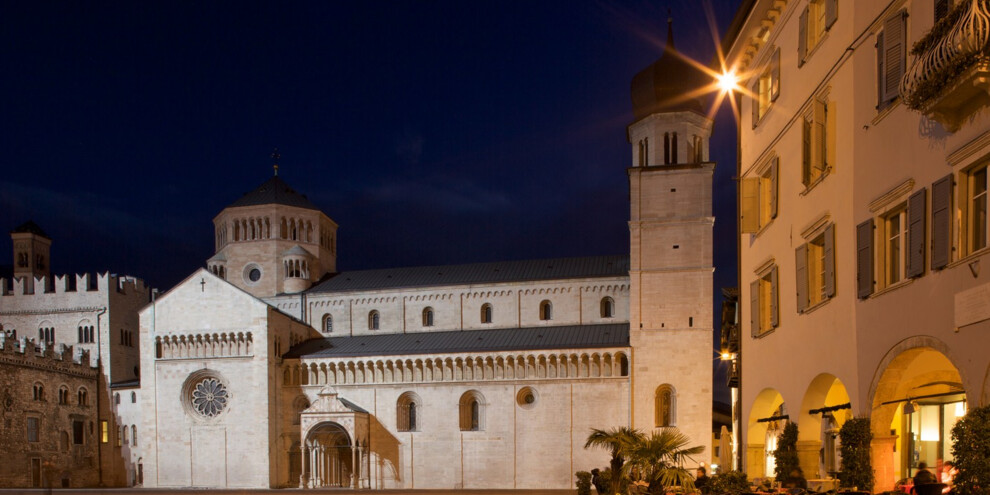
[
  {"left": 825, "top": 224, "right": 836, "bottom": 298},
  {"left": 796, "top": 244, "right": 809, "bottom": 313},
  {"left": 825, "top": 0, "right": 838, "bottom": 30},
  {"left": 882, "top": 12, "right": 905, "bottom": 103},
  {"left": 907, "top": 188, "right": 927, "bottom": 278},
  {"left": 932, "top": 174, "right": 953, "bottom": 270},
  {"left": 770, "top": 49, "right": 781, "bottom": 102},
  {"left": 802, "top": 119, "right": 812, "bottom": 186},
  {"left": 798, "top": 7, "right": 809, "bottom": 67},
  {"left": 770, "top": 266, "right": 779, "bottom": 328},
  {"left": 857, "top": 219, "right": 875, "bottom": 298},
  {"left": 750, "top": 279, "right": 760, "bottom": 336},
  {"left": 877, "top": 31, "right": 885, "bottom": 107},
  {"left": 770, "top": 157, "right": 779, "bottom": 219}
]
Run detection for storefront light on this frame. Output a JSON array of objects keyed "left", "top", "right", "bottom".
[
  {"left": 955, "top": 401, "right": 967, "bottom": 417},
  {"left": 920, "top": 406, "right": 940, "bottom": 441}
]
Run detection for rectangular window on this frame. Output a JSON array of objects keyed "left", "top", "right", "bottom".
[
  {"left": 799, "top": 0, "right": 837, "bottom": 66},
  {"left": 797, "top": 224, "right": 836, "bottom": 311},
  {"left": 27, "top": 417, "right": 40, "bottom": 443},
  {"left": 969, "top": 166, "right": 988, "bottom": 254},
  {"left": 73, "top": 420, "right": 84, "bottom": 445},
  {"left": 884, "top": 206, "right": 907, "bottom": 285},
  {"left": 101, "top": 420, "right": 109, "bottom": 444},
  {"left": 877, "top": 11, "right": 906, "bottom": 109},
  {"left": 740, "top": 156, "right": 779, "bottom": 234},
  {"left": 750, "top": 265, "right": 778, "bottom": 336},
  {"left": 802, "top": 97, "right": 833, "bottom": 188}
]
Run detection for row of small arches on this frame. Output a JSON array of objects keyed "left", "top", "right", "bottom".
[
  {"left": 34, "top": 383, "right": 88, "bottom": 406},
  {"left": 321, "top": 297, "right": 615, "bottom": 333},
  {"left": 154, "top": 332, "right": 253, "bottom": 359},
  {"left": 217, "top": 216, "right": 334, "bottom": 250},
  {"left": 636, "top": 133, "right": 704, "bottom": 166},
  {"left": 283, "top": 351, "right": 630, "bottom": 386},
  {"left": 285, "top": 259, "right": 310, "bottom": 279}
]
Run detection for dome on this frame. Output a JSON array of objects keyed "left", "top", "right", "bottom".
[{"left": 630, "top": 20, "right": 709, "bottom": 120}]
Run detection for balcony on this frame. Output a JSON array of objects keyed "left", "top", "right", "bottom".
[
  {"left": 726, "top": 357, "right": 740, "bottom": 388},
  {"left": 901, "top": 0, "right": 990, "bottom": 131}
]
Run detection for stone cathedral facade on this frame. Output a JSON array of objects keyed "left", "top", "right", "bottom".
[{"left": 2, "top": 29, "right": 715, "bottom": 490}]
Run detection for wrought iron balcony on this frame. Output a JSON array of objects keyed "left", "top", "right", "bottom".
[
  {"left": 901, "top": 0, "right": 990, "bottom": 131},
  {"left": 726, "top": 357, "right": 740, "bottom": 388}
]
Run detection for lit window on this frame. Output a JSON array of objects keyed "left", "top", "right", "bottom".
[
  {"left": 750, "top": 265, "right": 778, "bottom": 336},
  {"left": 368, "top": 311, "right": 380, "bottom": 331},
  {"left": 968, "top": 166, "right": 988, "bottom": 254},
  {"left": 740, "top": 156, "right": 779, "bottom": 233},
  {"left": 801, "top": 97, "right": 833, "bottom": 188},
  {"left": 751, "top": 49, "right": 780, "bottom": 125},
  {"left": 539, "top": 300, "right": 552, "bottom": 321},
  {"left": 883, "top": 206, "right": 907, "bottom": 286},
  {"left": 798, "top": 0, "right": 837, "bottom": 66},
  {"left": 655, "top": 384, "right": 676, "bottom": 427},
  {"left": 796, "top": 224, "right": 835, "bottom": 312},
  {"left": 422, "top": 307, "right": 434, "bottom": 327},
  {"left": 859, "top": 188, "right": 928, "bottom": 298},
  {"left": 101, "top": 421, "right": 109, "bottom": 444}
]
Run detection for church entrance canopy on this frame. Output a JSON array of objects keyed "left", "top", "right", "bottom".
[{"left": 300, "top": 387, "right": 370, "bottom": 489}]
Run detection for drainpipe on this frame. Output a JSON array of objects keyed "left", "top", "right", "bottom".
[{"left": 95, "top": 306, "right": 107, "bottom": 486}]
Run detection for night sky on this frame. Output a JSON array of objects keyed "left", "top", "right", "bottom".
[{"left": 1, "top": 1, "right": 741, "bottom": 400}]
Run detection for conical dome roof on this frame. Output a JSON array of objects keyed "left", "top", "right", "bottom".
[
  {"left": 227, "top": 176, "right": 320, "bottom": 211},
  {"left": 630, "top": 19, "right": 709, "bottom": 120}
]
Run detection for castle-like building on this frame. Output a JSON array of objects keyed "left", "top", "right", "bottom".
[{"left": 1, "top": 25, "right": 717, "bottom": 489}]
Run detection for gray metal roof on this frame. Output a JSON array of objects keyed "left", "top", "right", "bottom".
[
  {"left": 284, "top": 323, "right": 629, "bottom": 359},
  {"left": 308, "top": 255, "right": 629, "bottom": 293},
  {"left": 227, "top": 176, "right": 320, "bottom": 211}
]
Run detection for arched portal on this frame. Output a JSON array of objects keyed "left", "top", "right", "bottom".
[
  {"left": 869, "top": 340, "right": 966, "bottom": 492},
  {"left": 746, "top": 388, "right": 784, "bottom": 479},
  {"left": 797, "top": 373, "right": 851, "bottom": 479},
  {"left": 304, "top": 422, "right": 353, "bottom": 488}
]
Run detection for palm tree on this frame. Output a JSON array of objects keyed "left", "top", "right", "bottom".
[
  {"left": 585, "top": 426, "right": 643, "bottom": 494},
  {"left": 623, "top": 428, "right": 705, "bottom": 494}
]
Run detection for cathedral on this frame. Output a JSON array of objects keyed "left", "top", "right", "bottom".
[{"left": 1, "top": 29, "right": 715, "bottom": 490}]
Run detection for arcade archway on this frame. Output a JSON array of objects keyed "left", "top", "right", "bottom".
[
  {"left": 797, "top": 374, "right": 851, "bottom": 480},
  {"left": 746, "top": 388, "right": 785, "bottom": 478},
  {"left": 304, "top": 422, "right": 354, "bottom": 488}
]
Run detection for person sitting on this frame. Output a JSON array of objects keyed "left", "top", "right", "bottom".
[
  {"left": 915, "top": 463, "right": 936, "bottom": 486},
  {"left": 940, "top": 461, "right": 956, "bottom": 494},
  {"left": 694, "top": 466, "right": 710, "bottom": 494},
  {"left": 782, "top": 467, "right": 808, "bottom": 494}
]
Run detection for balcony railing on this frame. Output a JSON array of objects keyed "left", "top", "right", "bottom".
[{"left": 901, "top": 0, "right": 990, "bottom": 131}]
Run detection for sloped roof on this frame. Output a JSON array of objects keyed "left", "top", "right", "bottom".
[
  {"left": 284, "top": 323, "right": 629, "bottom": 359},
  {"left": 227, "top": 176, "right": 320, "bottom": 211},
  {"left": 11, "top": 220, "right": 50, "bottom": 239},
  {"left": 308, "top": 255, "right": 629, "bottom": 293}
]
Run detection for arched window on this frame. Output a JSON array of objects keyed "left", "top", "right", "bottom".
[
  {"left": 369, "top": 311, "right": 380, "bottom": 330},
  {"left": 114, "top": 393, "right": 120, "bottom": 405},
  {"left": 131, "top": 392, "right": 137, "bottom": 403},
  {"left": 292, "top": 396, "right": 310, "bottom": 426},
  {"left": 397, "top": 392, "right": 421, "bottom": 432},
  {"left": 618, "top": 353, "right": 630, "bottom": 377},
  {"left": 59, "top": 386, "right": 69, "bottom": 404},
  {"left": 600, "top": 297, "right": 614, "bottom": 318},
  {"left": 422, "top": 307, "right": 434, "bottom": 327},
  {"left": 131, "top": 425, "right": 137, "bottom": 446},
  {"left": 539, "top": 300, "right": 553, "bottom": 321},
  {"left": 322, "top": 314, "right": 333, "bottom": 334},
  {"left": 459, "top": 390, "right": 485, "bottom": 431},
  {"left": 122, "top": 424, "right": 129, "bottom": 445},
  {"left": 33, "top": 383, "right": 44, "bottom": 401},
  {"left": 654, "top": 384, "right": 676, "bottom": 427},
  {"left": 78, "top": 388, "right": 88, "bottom": 407},
  {"left": 481, "top": 303, "right": 493, "bottom": 324}
]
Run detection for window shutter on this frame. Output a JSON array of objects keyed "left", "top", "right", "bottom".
[
  {"left": 907, "top": 188, "right": 927, "bottom": 278},
  {"left": 882, "top": 12, "right": 905, "bottom": 104},
  {"left": 876, "top": 31, "right": 885, "bottom": 107},
  {"left": 770, "top": 49, "right": 781, "bottom": 102},
  {"left": 799, "top": 7, "right": 809, "bottom": 67},
  {"left": 740, "top": 177, "right": 760, "bottom": 233},
  {"left": 826, "top": 101, "right": 836, "bottom": 171},
  {"left": 770, "top": 157, "right": 779, "bottom": 219},
  {"left": 802, "top": 119, "right": 812, "bottom": 186},
  {"left": 752, "top": 80, "right": 760, "bottom": 127},
  {"left": 813, "top": 99, "right": 827, "bottom": 173},
  {"left": 750, "top": 279, "right": 760, "bottom": 337},
  {"left": 932, "top": 174, "right": 953, "bottom": 270},
  {"left": 824, "top": 224, "right": 836, "bottom": 298},
  {"left": 796, "top": 244, "right": 809, "bottom": 313},
  {"left": 857, "top": 219, "right": 875, "bottom": 298},
  {"left": 825, "top": 0, "right": 838, "bottom": 30},
  {"left": 770, "top": 266, "right": 779, "bottom": 328}
]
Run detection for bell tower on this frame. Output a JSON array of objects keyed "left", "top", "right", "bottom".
[
  {"left": 10, "top": 221, "right": 52, "bottom": 293},
  {"left": 626, "top": 17, "right": 713, "bottom": 454}
]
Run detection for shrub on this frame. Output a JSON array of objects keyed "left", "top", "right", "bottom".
[
  {"left": 706, "top": 470, "right": 750, "bottom": 495},
  {"left": 838, "top": 417, "right": 874, "bottom": 491},
  {"left": 773, "top": 422, "right": 800, "bottom": 482},
  {"left": 951, "top": 404, "right": 990, "bottom": 495},
  {"left": 576, "top": 471, "right": 592, "bottom": 495}
]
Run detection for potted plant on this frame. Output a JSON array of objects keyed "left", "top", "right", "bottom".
[
  {"left": 950, "top": 404, "right": 990, "bottom": 495},
  {"left": 838, "top": 417, "right": 874, "bottom": 492},
  {"left": 773, "top": 422, "right": 800, "bottom": 482}
]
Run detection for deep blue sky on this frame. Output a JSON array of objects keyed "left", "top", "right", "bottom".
[{"left": 1, "top": 1, "right": 741, "bottom": 399}]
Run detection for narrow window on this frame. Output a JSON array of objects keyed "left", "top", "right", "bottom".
[
  {"left": 671, "top": 132, "right": 678, "bottom": 164},
  {"left": 459, "top": 391, "right": 485, "bottom": 431},
  {"left": 369, "top": 311, "right": 380, "bottom": 331},
  {"left": 27, "top": 417, "right": 40, "bottom": 443},
  {"left": 33, "top": 383, "right": 44, "bottom": 401},
  {"left": 78, "top": 388, "right": 88, "bottom": 407},
  {"left": 131, "top": 392, "right": 136, "bottom": 403},
  {"left": 131, "top": 425, "right": 137, "bottom": 446},
  {"left": 970, "top": 166, "right": 988, "bottom": 253},
  {"left": 663, "top": 132, "right": 671, "bottom": 164},
  {"left": 885, "top": 207, "right": 907, "bottom": 285},
  {"left": 323, "top": 314, "right": 333, "bottom": 334},
  {"left": 481, "top": 303, "right": 493, "bottom": 324},
  {"left": 655, "top": 385, "right": 676, "bottom": 427},
  {"left": 101, "top": 421, "right": 109, "bottom": 443},
  {"left": 73, "top": 420, "right": 84, "bottom": 445},
  {"left": 115, "top": 393, "right": 120, "bottom": 405},
  {"left": 600, "top": 297, "right": 614, "bottom": 318},
  {"left": 539, "top": 300, "right": 552, "bottom": 321},
  {"left": 397, "top": 392, "right": 420, "bottom": 432},
  {"left": 422, "top": 307, "right": 434, "bottom": 327}
]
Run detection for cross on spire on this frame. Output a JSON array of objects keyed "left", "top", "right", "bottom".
[{"left": 271, "top": 148, "right": 280, "bottom": 176}]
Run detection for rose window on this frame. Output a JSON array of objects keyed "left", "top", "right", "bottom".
[{"left": 191, "top": 378, "right": 228, "bottom": 417}]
